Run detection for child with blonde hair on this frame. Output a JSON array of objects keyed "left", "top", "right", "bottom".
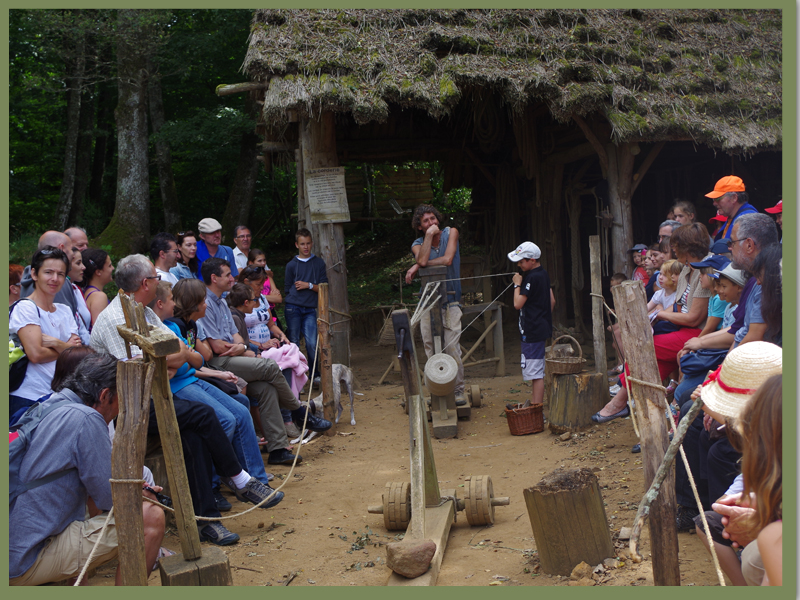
[{"left": 647, "top": 258, "right": 681, "bottom": 321}]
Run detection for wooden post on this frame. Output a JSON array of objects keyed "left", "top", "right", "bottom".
[
  {"left": 523, "top": 468, "right": 614, "bottom": 576},
  {"left": 419, "top": 266, "right": 447, "bottom": 355},
  {"left": 317, "top": 283, "right": 336, "bottom": 436},
  {"left": 492, "top": 306, "right": 505, "bottom": 377},
  {"left": 611, "top": 280, "right": 680, "bottom": 586},
  {"left": 111, "top": 359, "right": 155, "bottom": 586},
  {"left": 299, "top": 113, "right": 351, "bottom": 367},
  {"left": 589, "top": 236, "right": 607, "bottom": 373}
]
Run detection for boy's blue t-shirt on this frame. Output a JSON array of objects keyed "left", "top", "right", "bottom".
[{"left": 707, "top": 294, "right": 729, "bottom": 331}]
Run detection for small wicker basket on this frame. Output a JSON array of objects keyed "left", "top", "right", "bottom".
[
  {"left": 505, "top": 403, "right": 544, "bottom": 435},
  {"left": 545, "top": 335, "right": 586, "bottom": 375}
]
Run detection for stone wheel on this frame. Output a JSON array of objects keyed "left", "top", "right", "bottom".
[
  {"left": 469, "top": 384, "right": 482, "bottom": 408},
  {"left": 464, "top": 475, "right": 494, "bottom": 526},
  {"left": 383, "top": 482, "right": 411, "bottom": 531}
]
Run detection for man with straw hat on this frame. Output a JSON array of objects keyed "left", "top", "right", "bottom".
[
  {"left": 674, "top": 341, "right": 781, "bottom": 532},
  {"left": 685, "top": 341, "right": 782, "bottom": 584}
]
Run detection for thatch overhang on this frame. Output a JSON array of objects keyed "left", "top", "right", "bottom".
[{"left": 244, "top": 8, "right": 782, "bottom": 154}]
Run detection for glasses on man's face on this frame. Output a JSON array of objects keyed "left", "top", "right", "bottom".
[
  {"left": 236, "top": 234, "right": 252, "bottom": 240},
  {"left": 726, "top": 237, "right": 747, "bottom": 248},
  {"left": 144, "top": 274, "right": 161, "bottom": 283}
]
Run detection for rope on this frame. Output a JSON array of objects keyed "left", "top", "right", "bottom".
[{"left": 73, "top": 508, "right": 115, "bottom": 586}]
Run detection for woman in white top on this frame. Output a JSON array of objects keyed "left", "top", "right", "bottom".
[{"left": 9, "top": 247, "right": 81, "bottom": 416}]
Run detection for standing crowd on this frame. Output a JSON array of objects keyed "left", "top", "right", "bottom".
[{"left": 9, "top": 219, "right": 333, "bottom": 585}]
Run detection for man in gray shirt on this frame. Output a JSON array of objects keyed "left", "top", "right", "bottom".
[
  {"left": 197, "top": 258, "right": 332, "bottom": 466},
  {"left": 10, "top": 354, "right": 165, "bottom": 586}
]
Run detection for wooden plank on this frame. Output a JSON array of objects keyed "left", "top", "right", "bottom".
[
  {"left": 117, "top": 325, "right": 181, "bottom": 358},
  {"left": 493, "top": 306, "right": 505, "bottom": 377},
  {"left": 461, "top": 319, "right": 496, "bottom": 364},
  {"left": 388, "top": 491, "right": 456, "bottom": 586},
  {"left": 111, "top": 360, "right": 155, "bottom": 586},
  {"left": 317, "top": 283, "right": 336, "bottom": 436},
  {"left": 611, "top": 281, "right": 680, "bottom": 586},
  {"left": 589, "top": 236, "right": 607, "bottom": 374}
]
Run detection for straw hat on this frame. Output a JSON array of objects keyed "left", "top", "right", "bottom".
[{"left": 700, "top": 342, "right": 782, "bottom": 418}]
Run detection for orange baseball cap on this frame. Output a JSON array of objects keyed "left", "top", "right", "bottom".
[
  {"left": 705, "top": 175, "right": 745, "bottom": 199},
  {"left": 765, "top": 199, "right": 782, "bottom": 214}
]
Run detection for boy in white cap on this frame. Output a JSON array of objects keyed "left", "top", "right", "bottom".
[{"left": 508, "top": 242, "right": 556, "bottom": 408}]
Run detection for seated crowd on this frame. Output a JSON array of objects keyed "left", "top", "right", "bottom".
[
  {"left": 596, "top": 177, "right": 783, "bottom": 586},
  {"left": 9, "top": 220, "right": 332, "bottom": 585}
]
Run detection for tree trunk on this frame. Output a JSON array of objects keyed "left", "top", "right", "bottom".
[
  {"left": 221, "top": 96, "right": 260, "bottom": 241},
  {"left": 52, "top": 32, "right": 85, "bottom": 231},
  {"left": 96, "top": 9, "right": 150, "bottom": 255},
  {"left": 69, "top": 52, "right": 96, "bottom": 227},
  {"left": 88, "top": 51, "right": 114, "bottom": 210},
  {"left": 147, "top": 58, "right": 181, "bottom": 233},
  {"left": 299, "top": 112, "right": 351, "bottom": 366}
]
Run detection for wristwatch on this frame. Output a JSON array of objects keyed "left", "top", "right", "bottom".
[
  {"left": 308, "top": 281, "right": 313, "bottom": 289},
  {"left": 514, "top": 284, "right": 520, "bottom": 289}
]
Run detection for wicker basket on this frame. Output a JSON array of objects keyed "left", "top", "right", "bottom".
[
  {"left": 505, "top": 403, "right": 544, "bottom": 435},
  {"left": 545, "top": 335, "right": 586, "bottom": 375}
]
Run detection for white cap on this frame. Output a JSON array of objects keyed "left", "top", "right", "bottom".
[
  {"left": 198, "top": 218, "right": 223, "bottom": 233},
  {"left": 508, "top": 242, "right": 541, "bottom": 262}
]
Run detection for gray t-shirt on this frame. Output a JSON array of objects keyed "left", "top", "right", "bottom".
[
  {"left": 733, "top": 284, "right": 763, "bottom": 347},
  {"left": 10, "top": 389, "right": 113, "bottom": 578},
  {"left": 197, "top": 288, "right": 238, "bottom": 344}
]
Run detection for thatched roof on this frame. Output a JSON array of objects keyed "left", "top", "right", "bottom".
[{"left": 244, "top": 9, "right": 782, "bottom": 153}]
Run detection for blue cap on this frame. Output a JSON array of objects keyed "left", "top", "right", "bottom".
[
  {"left": 689, "top": 255, "right": 731, "bottom": 276},
  {"left": 710, "top": 239, "right": 730, "bottom": 255}
]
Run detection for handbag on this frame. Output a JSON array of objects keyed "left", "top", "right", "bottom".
[
  {"left": 9, "top": 299, "right": 38, "bottom": 393},
  {"left": 679, "top": 348, "right": 729, "bottom": 378},
  {"left": 652, "top": 303, "right": 681, "bottom": 336}
]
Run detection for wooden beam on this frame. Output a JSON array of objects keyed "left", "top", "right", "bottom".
[
  {"left": 215, "top": 81, "right": 269, "bottom": 96},
  {"left": 630, "top": 141, "right": 666, "bottom": 197},
  {"left": 589, "top": 236, "right": 607, "bottom": 375},
  {"left": 317, "top": 283, "right": 336, "bottom": 436},
  {"left": 572, "top": 114, "right": 608, "bottom": 175}
]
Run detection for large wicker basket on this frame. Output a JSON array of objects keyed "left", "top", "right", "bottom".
[
  {"left": 545, "top": 335, "right": 586, "bottom": 375},
  {"left": 505, "top": 403, "right": 544, "bottom": 435}
]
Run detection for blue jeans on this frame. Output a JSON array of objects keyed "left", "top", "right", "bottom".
[
  {"left": 284, "top": 304, "right": 318, "bottom": 372},
  {"left": 173, "top": 379, "right": 269, "bottom": 485}
]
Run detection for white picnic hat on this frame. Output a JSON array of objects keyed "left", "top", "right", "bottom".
[{"left": 700, "top": 342, "right": 782, "bottom": 419}]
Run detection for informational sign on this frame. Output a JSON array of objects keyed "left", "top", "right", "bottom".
[{"left": 306, "top": 167, "right": 350, "bottom": 224}]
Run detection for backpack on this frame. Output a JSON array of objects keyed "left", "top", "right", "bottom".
[
  {"left": 8, "top": 298, "right": 40, "bottom": 392},
  {"left": 9, "top": 398, "right": 77, "bottom": 508}
]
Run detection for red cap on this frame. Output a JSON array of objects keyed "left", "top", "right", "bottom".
[
  {"left": 709, "top": 211, "right": 728, "bottom": 223},
  {"left": 765, "top": 200, "right": 782, "bottom": 214},
  {"left": 705, "top": 175, "right": 746, "bottom": 199}
]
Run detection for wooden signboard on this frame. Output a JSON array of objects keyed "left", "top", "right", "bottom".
[{"left": 306, "top": 166, "right": 350, "bottom": 223}]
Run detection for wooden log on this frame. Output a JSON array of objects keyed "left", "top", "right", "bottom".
[
  {"left": 523, "top": 468, "right": 614, "bottom": 576},
  {"left": 159, "top": 546, "right": 233, "bottom": 586},
  {"left": 589, "top": 236, "right": 607, "bottom": 373},
  {"left": 215, "top": 81, "right": 268, "bottom": 96},
  {"left": 611, "top": 280, "right": 680, "bottom": 586},
  {"left": 111, "top": 359, "right": 155, "bottom": 586},
  {"left": 317, "top": 283, "right": 336, "bottom": 436},
  {"left": 547, "top": 371, "right": 609, "bottom": 434},
  {"left": 493, "top": 306, "right": 505, "bottom": 377}
]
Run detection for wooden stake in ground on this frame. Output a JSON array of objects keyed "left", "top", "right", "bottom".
[
  {"left": 589, "top": 235, "right": 607, "bottom": 373},
  {"left": 111, "top": 359, "right": 155, "bottom": 586},
  {"left": 610, "top": 280, "right": 680, "bottom": 586},
  {"left": 317, "top": 283, "right": 336, "bottom": 436},
  {"left": 523, "top": 468, "right": 614, "bottom": 576}
]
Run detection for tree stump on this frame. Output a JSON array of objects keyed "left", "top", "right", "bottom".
[
  {"left": 547, "top": 371, "right": 609, "bottom": 434},
  {"left": 523, "top": 468, "right": 614, "bottom": 576}
]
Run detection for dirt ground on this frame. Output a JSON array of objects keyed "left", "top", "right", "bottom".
[{"left": 88, "top": 323, "right": 726, "bottom": 587}]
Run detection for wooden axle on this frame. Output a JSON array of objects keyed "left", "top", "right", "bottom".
[{"left": 367, "top": 495, "right": 510, "bottom": 515}]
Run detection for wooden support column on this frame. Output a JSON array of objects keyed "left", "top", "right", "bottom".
[
  {"left": 611, "top": 281, "right": 680, "bottom": 586},
  {"left": 317, "top": 283, "right": 336, "bottom": 436},
  {"left": 111, "top": 359, "right": 155, "bottom": 586},
  {"left": 299, "top": 112, "right": 351, "bottom": 366},
  {"left": 589, "top": 236, "right": 607, "bottom": 373}
]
